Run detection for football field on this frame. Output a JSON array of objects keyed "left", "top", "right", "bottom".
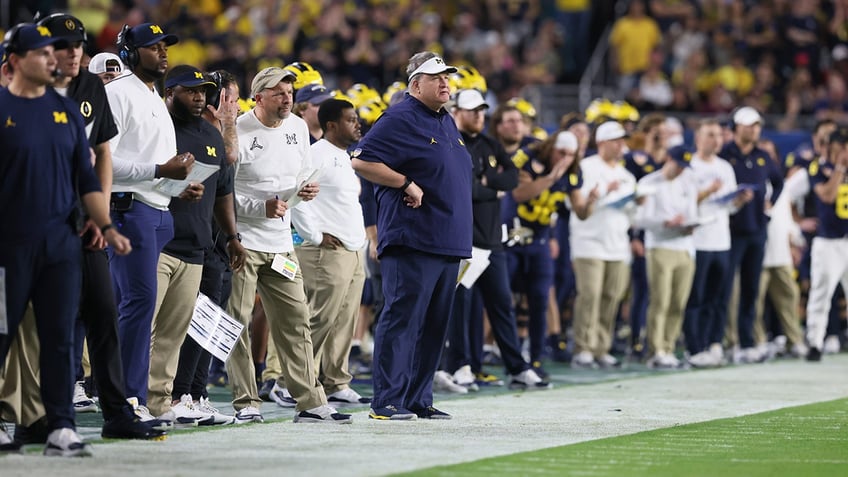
[{"left": 3, "top": 355, "right": 847, "bottom": 476}]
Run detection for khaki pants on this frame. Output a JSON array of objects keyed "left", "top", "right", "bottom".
[
  {"left": 297, "top": 245, "right": 366, "bottom": 394},
  {"left": 147, "top": 253, "right": 203, "bottom": 416},
  {"left": 572, "top": 258, "right": 630, "bottom": 357},
  {"left": 227, "top": 249, "right": 325, "bottom": 411},
  {"left": 0, "top": 307, "right": 43, "bottom": 426},
  {"left": 646, "top": 249, "right": 695, "bottom": 356},
  {"left": 755, "top": 265, "right": 804, "bottom": 347}
]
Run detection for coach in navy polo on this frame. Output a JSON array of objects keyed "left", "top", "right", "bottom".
[
  {"left": 352, "top": 51, "right": 472, "bottom": 421},
  {"left": 719, "top": 107, "right": 784, "bottom": 363}
]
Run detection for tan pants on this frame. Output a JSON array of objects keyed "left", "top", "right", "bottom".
[
  {"left": 646, "top": 248, "right": 695, "bottom": 356},
  {"left": 0, "top": 307, "right": 43, "bottom": 426},
  {"left": 755, "top": 265, "right": 804, "bottom": 347},
  {"left": 146, "top": 253, "right": 203, "bottom": 416},
  {"left": 572, "top": 258, "right": 630, "bottom": 357},
  {"left": 297, "top": 245, "right": 366, "bottom": 394},
  {"left": 227, "top": 249, "right": 325, "bottom": 411}
]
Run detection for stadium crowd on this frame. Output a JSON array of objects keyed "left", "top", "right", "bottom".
[{"left": 1, "top": 0, "right": 847, "bottom": 459}]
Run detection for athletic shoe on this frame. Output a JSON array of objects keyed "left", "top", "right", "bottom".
[
  {"left": 474, "top": 372, "right": 504, "bottom": 387},
  {"left": 452, "top": 365, "right": 479, "bottom": 391},
  {"left": 127, "top": 397, "right": 173, "bottom": 431},
  {"left": 73, "top": 381, "right": 98, "bottom": 413},
  {"left": 13, "top": 416, "right": 49, "bottom": 445},
  {"left": 44, "top": 428, "right": 92, "bottom": 457},
  {"left": 258, "top": 379, "right": 275, "bottom": 402},
  {"left": 1, "top": 421, "right": 22, "bottom": 453},
  {"left": 736, "top": 347, "right": 766, "bottom": 364},
  {"left": 196, "top": 397, "right": 235, "bottom": 425},
  {"left": 531, "top": 361, "right": 550, "bottom": 380},
  {"left": 823, "top": 335, "right": 841, "bottom": 354},
  {"left": 647, "top": 352, "right": 679, "bottom": 370},
  {"left": 270, "top": 383, "right": 297, "bottom": 408},
  {"left": 806, "top": 347, "right": 822, "bottom": 362},
  {"left": 571, "top": 351, "right": 598, "bottom": 369},
  {"left": 234, "top": 406, "right": 264, "bottom": 424},
  {"left": 411, "top": 406, "right": 451, "bottom": 419},
  {"left": 293, "top": 405, "right": 352, "bottom": 424},
  {"left": 688, "top": 350, "right": 719, "bottom": 368},
  {"left": 596, "top": 354, "right": 621, "bottom": 368},
  {"left": 509, "top": 368, "right": 552, "bottom": 390},
  {"left": 159, "top": 394, "right": 207, "bottom": 428},
  {"left": 368, "top": 405, "right": 417, "bottom": 421},
  {"left": 328, "top": 388, "right": 372, "bottom": 404},
  {"left": 433, "top": 371, "right": 468, "bottom": 394},
  {"left": 101, "top": 412, "right": 167, "bottom": 440},
  {"left": 789, "top": 343, "right": 808, "bottom": 358}
]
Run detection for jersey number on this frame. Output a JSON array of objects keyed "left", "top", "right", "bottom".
[
  {"left": 836, "top": 184, "right": 848, "bottom": 219},
  {"left": 517, "top": 190, "right": 566, "bottom": 226}
]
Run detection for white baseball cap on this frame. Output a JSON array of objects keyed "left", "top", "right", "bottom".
[
  {"left": 554, "top": 131, "right": 578, "bottom": 151},
  {"left": 595, "top": 121, "right": 627, "bottom": 143},
  {"left": 733, "top": 106, "right": 762, "bottom": 126},
  {"left": 455, "top": 89, "right": 488, "bottom": 110},
  {"left": 88, "top": 52, "right": 123, "bottom": 75},
  {"left": 408, "top": 55, "right": 457, "bottom": 80}
]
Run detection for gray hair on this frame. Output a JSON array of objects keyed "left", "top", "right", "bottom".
[{"left": 406, "top": 51, "right": 439, "bottom": 82}]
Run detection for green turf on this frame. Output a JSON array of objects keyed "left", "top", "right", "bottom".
[{"left": 397, "top": 398, "right": 848, "bottom": 477}]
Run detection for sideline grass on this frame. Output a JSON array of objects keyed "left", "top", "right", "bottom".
[{"left": 400, "top": 398, "right": 848, "bottom": 477}]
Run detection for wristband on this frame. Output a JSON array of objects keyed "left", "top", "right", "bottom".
[
  {"left": 100, "top": 223, "right": 116, "bottom": 234},
  {"left": 400, "top": 177, "right": 413, "bottom": 192},
  {"left": 226, "top": 233, "right": 242, "bottom": 243},
  {"left": 154, "top": 164, "right": 160, "bottom": 178}
]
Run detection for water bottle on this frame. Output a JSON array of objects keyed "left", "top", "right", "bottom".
[{"left": 291, "top": 227, "right": 304, "bottom": 247}]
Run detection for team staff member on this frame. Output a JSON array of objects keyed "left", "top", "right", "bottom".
[
  {"left": 0, "top": 23, "right": 131, "bottom": 456},
  {"left": 106, "top": 23, "right": 200, "bottom": 421},
  {"left": 719, "top": 107, "right": 783, "bottom": 363},
  {"left": 352, "top": 51, "right": 473, "bottom": 421}
]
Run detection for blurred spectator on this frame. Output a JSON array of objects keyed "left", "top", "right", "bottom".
[
  {"left": 649, "top": 0, "right": 696, "bottom": 33},
  {"left": 629, "top": 47, "right": 673, "bottom": 111},
  {"left": 782, "top": 0, "right": 824, "bottom": 83},
  {"left": 815, "top": 72, "right": 848, "bottom": 122},
  {"left": 610, "top": 0, "right": 662, "bottom": 95}
]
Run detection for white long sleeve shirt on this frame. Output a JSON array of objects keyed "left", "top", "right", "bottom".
[
  {"left": 633, "top": 169, "right": 698, "bottom": 254},
  {"left": 106, "top": 73, "right": 177, "bottom": 209},
  {"left": 763, "top": 170, "right": 806, "bottom": 267},
  {"left": 690, "top": 154, "right": 738, "bottom": 252},
  {"left": 569, "top": 155, "right": 636, "bottom": 262},
  {"left": 234, "top": 110, "right": 312, "bottom": 253},
  {"left": 291, "top": 139, "right": 366, "bottom": 251}
]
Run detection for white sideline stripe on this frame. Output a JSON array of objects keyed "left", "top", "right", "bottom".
[{"left": 4, "top": 356, "right": 847, "bottom": 476}]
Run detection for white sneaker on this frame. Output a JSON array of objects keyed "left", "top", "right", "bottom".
[
  {"left": 196, "top": 397, "right": 235, "bottom": 425},
  {"left": 44, "top": 428, "right": 92, "bottom": 457},
  {"left": 452, "top": 365, "right": 479, "bottom": 391},
  {"left": 328, "top": 388, "right": 372, "bottom": 404},
  {"left": 709, "top": 343, "right": 724, "bottom": 362},
  {"left": 823, "top": 335, "right": 841, "bottom": 354},
  {"left": 270, "top": 383, "right": 297, "bottom": 408},
  {"left": 737, "top": 347, "right": 765, "bottom": 364},
  {"left": 163, "top": 394, "right": 207, "bottom": 427},
  {"left": 647, "top": 352, "right": 679, "bottom": 369},
  {"left": 509, "top": 368, "right": 552, "bottom": 390},
  {"left": 234, "top": 406, "right": 264, "bottom": 424},
  {"left": 596, "top": 353, "right": 620, "bottom": 368},
  {"left": 73, "top": 381, "right": 98, "bottom": 413},
  {"left": 127, "top": 397, "right": 173, "bottom": 431},
  {"left": 571, "top": 351, "right": 598, "bottom": 369},
  {"left": 789, "top": 342, "right": 808, "bottom": 358},
  {"left": 688, "top": 350, "right": 719, "bottom": 368},
  {"left": 293, "top": 404, "right": 353, "bottom": 424},
  {"left": 433, "top": 371, "right": 467, "bottom": 394}
]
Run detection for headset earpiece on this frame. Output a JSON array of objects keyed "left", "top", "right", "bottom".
[
  {"left": 2, "top": 23, "right": 27, "bottom": 55},
  {"left": 205, "top": 71, "right": 223, "bottom": 109},
  {"left": 116, "top": 24, "right": 138, "bottom": 68}
]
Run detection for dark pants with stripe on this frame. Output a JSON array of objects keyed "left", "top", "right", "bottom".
[
  {"left": 372, "top": 248, "right": 459, "bottom": 411},
  {"left": 1, "top": 227, "right": 81, "bottom": 431},
  {"left": 684, "top": 249, "right": 731, "bottom": 354},
  {"left": 507, "top": 241, "right": 553, "bottom": 363},
  {"left": 722, "top": 231, "right": 767, "bottom": 349}
]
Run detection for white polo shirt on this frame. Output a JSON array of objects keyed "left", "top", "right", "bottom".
[
  {"left": 234, "top": 109, "right": 312, "bottom": 253},
  {"left": 633, "top": 169, "right": 698, "bottom": 254},
  {"left": 764, "top": 170, "right": 807, "bottom": 268},
  {"left": 291, "top": 139, "right": 366, "bottom": 251},
  {"left": 690, "top": 154, "right": 739, "bottom": 252},
  {"left": 569, "top": 154, "right": 636, "bottom": 262},
  {"left": 106, "top": 73, "right": 176, "bottom": 210}
]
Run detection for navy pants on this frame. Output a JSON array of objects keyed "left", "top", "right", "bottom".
[
  {"left": 1, "top": 227, "right": 80, "bottom": 431},
  {"left": 554, "top": 216, "right": 576, "bottom": 317},
  {"left": 447, "top": 250, "right": 528, "bottom": 376},
  {"left": 109, "top": 201, "right": 174, "bottom": 404},
  {"left": 722, "top": 231, "right": 767, "bottom": 348},
  {"left": 629, "top": 254, "right": 649, "bottom": 347},
  {"left": 372, "top": 248, "right": 459, "bottom": 411},
  {"left": 507, "top": 241, "right": 553, "bottom": 363},
  {"left": 173, "top": 246, "right": 232, "bottom": 400},
  {"left": 684, "top": 249, "right": 731, "bottom": 354}
]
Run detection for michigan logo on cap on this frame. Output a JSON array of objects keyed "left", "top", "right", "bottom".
[
  {"left": 64, "top": 19, "right": 76, "bottom": 31},
  {"left": 150, "top": 25, "right": 164, "bottom": 34},
  {"left": 36, "top": 26, "right": 51, "bottom": 37}
]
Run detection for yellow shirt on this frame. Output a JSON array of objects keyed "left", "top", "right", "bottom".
[{"left": 610, "top": 17, "right": 661, "bottom": 75}]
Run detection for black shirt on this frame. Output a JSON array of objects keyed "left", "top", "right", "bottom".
[
  {"left": 164, "top": 114, "right": 232, "bottom": 264},
  {"left": 66, "top": 70, "right": 118, "bottom": 146},
  {"left": 463, "top": 130, "right": 518, "bottom": 250}
]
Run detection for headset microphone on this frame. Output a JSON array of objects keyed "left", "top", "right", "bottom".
[{"left": 52, "top": 68, "right": 63, "bottom": 78}]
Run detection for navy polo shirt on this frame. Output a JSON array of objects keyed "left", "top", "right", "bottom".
[
  {"left": 721, "top": 141, "right": 784, "bottom": 236},
  {"left": 624, "top": 150, "right": 658, "bottom": 181},
  {"left": 0, "top": 88, "right": 99, "bottom": 245},
  {"left": 501, "top": 146, "right": 583, "bottom": 241},
  {"left": 354, "top": 95, "right": 473, "bottom": 258},
  {"left": 164, "top": 114, "right": 232, "bottom": 264},
  {"left": 808, "top": 161, "right": 848, "bottom": 238}
]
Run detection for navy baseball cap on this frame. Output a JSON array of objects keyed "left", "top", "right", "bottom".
[
  {"left": 3, "top": 23, "right": 68, "bottom": 54},
  {"left": 295, "top": 83, "right": 332, "bottom": 105},
  {"left": 37, "top": 13, "right": 86, "bottom": 43},
  {"left": 165, "top": 65, "right": 216, "bottom": 89},
  {"left": 126, "top": 23, "right": 178, "bottom": 48},
  {"left": 0, "top": 44, "right": 6, "bottom": 65},
  {"left": 667, "top": 145, "right": 693, "bottom": 168}
]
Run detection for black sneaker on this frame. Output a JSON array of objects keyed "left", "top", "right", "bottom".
[
  {"left": 14, "top": 416, "right": 49, "bottom": 445},
  {"left": 1, "top": 421, "right": 22, "bottom": 454},
  {"left": 102, "top": 412, "right": 168, "bottom": 440},
  {"left": 411, "top": 406, "right": 452, "bottom": 420},
  {"left": 806, "top": 347, "right": 822, "bottom": 362},
  {"left": 368, "top": 405, "right": 417, "bottom": 420},
  {"left": 258, "top": 379, "right": 275, "bottom": 402},
  {"left": 293, "top": 405, "right": 352, "bottom": 424}
]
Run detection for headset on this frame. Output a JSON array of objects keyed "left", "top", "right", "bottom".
[
  {"left": 116, "top": 24, "right": 138, "bottom": 68},
  {"left": 2, "top": 23, "right": 29, "bottom": 56},
  {"left": 205, "top": 70, "right": 223, "bottom": 109}
]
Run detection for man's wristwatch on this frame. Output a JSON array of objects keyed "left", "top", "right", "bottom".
[
  {"left": 226, "top": 233, "right": 242, "bottom": 243},
  {"left": 100, "top": 223, "right": 116, "bottom": 234},
  {"left": 400, "top": 177, "right": 413, "bottom": 192}
]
